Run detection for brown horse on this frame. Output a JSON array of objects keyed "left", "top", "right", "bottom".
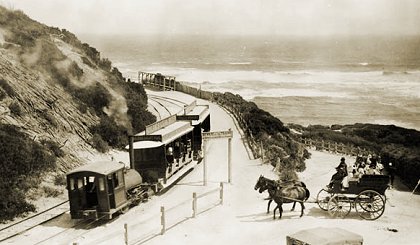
[
  {"left": 264, "top": 179, "right": 307, "bottom": 214},
  {"left": 254, "top": 175, "right": 310, "bottom": 219}
]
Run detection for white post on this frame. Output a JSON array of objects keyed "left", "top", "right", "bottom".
[
  {"left": 160, "top": 206, "right": 166, "bottom": 235},
  {"left": 219, "top": 182, "right": 224, "bottom": 205},
  {"left": 124, "top": 223, "right": 128, "bottom": 245},
  {"left": 260, "top": 141, "right": 264, "bottom": 164},
  {"left": 228, "top": 129, "right": 232, "bottom": 183},
  {"left": 203, "top": 139, "right": 207, "bottom": 186},
  {"left": 192, "top": 192, "right": 197, "bottom": 217}
]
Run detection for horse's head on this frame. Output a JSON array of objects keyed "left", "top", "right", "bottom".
[{"left": 254, "top": 175, "right": 269, "bottom": 193}]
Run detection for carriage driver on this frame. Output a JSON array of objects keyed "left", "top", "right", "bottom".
[{"left": 327, "top": 157, "right": 349, "bottom": 189}]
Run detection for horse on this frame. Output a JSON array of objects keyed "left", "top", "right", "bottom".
[
  {"left": 264, "top": 179, "right": 307, "bottom": 214},
  {"left": 254, "top": 175, "right": 310, "bottom": 219}
]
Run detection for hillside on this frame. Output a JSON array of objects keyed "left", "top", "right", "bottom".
[{"left": 0, "top": 6, "right": 155, "bottom": 221}]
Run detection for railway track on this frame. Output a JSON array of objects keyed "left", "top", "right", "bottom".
[
  {"left": 33, "top": 215, "right": 107, "bottom": 245},
  {"left": 148, "top": 94, "right": 187, "bottom": 120},
  {"left": 0, "top": 200, "right": 69, "bottom": 243}
]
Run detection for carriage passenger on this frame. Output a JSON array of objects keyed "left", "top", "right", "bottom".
[{"left": 328, "top": 163, "right": 348, "bottom": 189}]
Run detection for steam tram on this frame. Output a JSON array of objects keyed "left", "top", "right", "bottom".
[
  {"left": 128, "top": 101, "right": 210, "bottom": 185},
  {"left": 66, "top": 101, "right": 210, "bottom": 219}
]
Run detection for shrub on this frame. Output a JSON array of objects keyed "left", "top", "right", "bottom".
[
  {"left": 9, "top": 101, "right": 23, "bottom": 116},
  {"left": 81, "top": 56, "right": 95, "bottom": 68},
  {"left": 74, "top": 82, "right": 111, "bottom": 116},
  {"left": 91, "top": 116, "right": 128, "bottom": 149},
  {"left": 123, "top": 81, "right": 156, "bottom": 133},
  {"left": 40, "top": 139, "right": 65, "bottom": 157},
  {"left": 39, "top": 110, "right": 57, "bottom": 127},
  {"left": 68, "top": 61, "right": 83, "bottom": 79},
  {"left": 42, "top": 185, "right": 63, "bottom": 197},
  {"left": 53, "top": 174, "right": 67, "bottom": 186},
  {"left": 0, "top": 189, "right": 36, "bottom": 222},
  {"left": 0, "top": 123, "right": 57, "bottom": 221},
  {"left": 91, "top": 133, "right": 109, "bottom": 153},
  {"left": 0, "top": 79, "right": 16, "bottom": 97}
]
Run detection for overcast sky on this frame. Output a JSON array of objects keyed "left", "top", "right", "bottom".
[{"left": 2, "top": 0, "right": 420, "bottom": 36}]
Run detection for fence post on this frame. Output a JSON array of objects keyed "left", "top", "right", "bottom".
[
  {"left": 220, "top": 182, "right": 224, "bottom": 205},
  {"left": 160, "top": 206, "right": 166, "bottom": 235},
  {"left": 228, "top": 130, "right": 232, "bottom": 183},
  {"left": 203, "top": 139, "right": 207, "bottom": 186},
  {"left": 124, "top": 223, "right": 128, "bottom": 245},
  {"left": 260, "top": 141, "right": 264, "bottom": 164},
  {"left": 192, "top": 192, "right": 197, "bottom": 218}
]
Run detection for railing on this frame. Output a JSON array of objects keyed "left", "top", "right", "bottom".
[
  {"left": 300, "top": 138, "right": 370, "bottom": 156},
  {"left": 73, "top": 183, "right": 224, "bottom": 245}
]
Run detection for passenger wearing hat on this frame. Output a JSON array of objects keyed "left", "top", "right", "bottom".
[
  {"left": 336, "top": 157, "right": 348, "bottom": 177},
  {"left": 327, "top": 157, "right": 349, "bottom": 189}
]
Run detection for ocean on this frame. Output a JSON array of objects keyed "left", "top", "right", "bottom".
[{"left": 80, "top": 34, "right": 420, "bottom": 130}]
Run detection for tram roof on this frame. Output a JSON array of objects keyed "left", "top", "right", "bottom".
[
  {"left": 131, "top": 140, "right": 163, "bottom": 149},
  {"left": 187, "top": 105, "right": 210, "bottom": 125},
  {"left": 133, "top": 121, "right": 194, "bottom": 148},
  {"left": 67, "top": 161, "right": 125, "bottom": 176},
  {"left": 177, "top": 104, "right": 210, "bottom": 125}
]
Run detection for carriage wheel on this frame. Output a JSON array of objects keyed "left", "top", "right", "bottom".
[
  {"left": 355, "top": 190, "right": 386, "bottom": 220},
  {"left": 327, "top": 195, "right": 351, "bottom": 218},
  {"left": 316, "top": 189, "right": 332, "bottom": 211}
]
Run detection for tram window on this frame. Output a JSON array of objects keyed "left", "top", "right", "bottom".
[
  {"left": 77, "top": 178, "right": 83, "bottom": 189},
  {"left": 113, "top": 173, "right": 119, "bottom": 187},
  {"left": 135, "top": 148, "right": 162, "bottom": 161},
  {"left": 86, "top": 176, "right": 96, "bottom": 192},
  {"left": 69, "top": 178, "right": 75, "bottom": 191},
  {"left": 98, "top": 177, "right": 105, "bottom": 191},
  {"left": 117, "top": 171, "right": 123, "bottom": 187}
]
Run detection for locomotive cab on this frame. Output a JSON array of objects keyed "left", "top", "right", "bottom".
[{"left": 66, "top": 161, "right": 130, "bottom": 220}]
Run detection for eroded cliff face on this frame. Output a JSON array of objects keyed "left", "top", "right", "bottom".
[
  {"left": 0, "top": 7, "right": 143, "bottom": 173},
  {"left": 0, "top": 47, "right": 99, "bottom": 172}
]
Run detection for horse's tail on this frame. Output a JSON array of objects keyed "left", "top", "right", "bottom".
[{"left": 304, "top": 188, "right": 310, "bottom": 201}]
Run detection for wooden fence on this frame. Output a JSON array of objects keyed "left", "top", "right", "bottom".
[
  {"left": 300, "top": 138, "right": 370, "bottom": 156},
  {"left": 75, "top": 183, "right": 224, "bottom": 244}
]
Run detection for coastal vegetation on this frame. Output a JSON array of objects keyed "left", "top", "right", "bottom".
[
  {"left": 213, "top": 92, "right": 310, "bottom": 181},
  {"left": 292, "top": 123, "right": 420, "bottom": 189},
  {"left": 0, "top": 125, "right": 58, "bottom": 222}
]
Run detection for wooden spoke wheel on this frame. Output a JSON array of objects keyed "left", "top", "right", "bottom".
[
  {"left": 355, "top": 190, "right": 386, "bottom": 220},
  {"left": 327, "top": 194, "right": 351, "bottom": 218},
  {"left": 316, "top": 188, "right": 333, "bottom": 211}
]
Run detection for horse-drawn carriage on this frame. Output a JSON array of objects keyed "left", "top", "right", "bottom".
[{"left": 316, "top": 174, "right": 390, "bottom": 220}]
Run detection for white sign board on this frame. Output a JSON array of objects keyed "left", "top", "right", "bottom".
[{"left": 202, "top": 130, "right": 233, "bottom": 139}]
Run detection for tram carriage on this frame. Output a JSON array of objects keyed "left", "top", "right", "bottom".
[
  {"left": 128, "top": 101, "right": 210, "bottom": 186},
  {"left": 316, "top": 174, "right": 390, "bottom": 220}
]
